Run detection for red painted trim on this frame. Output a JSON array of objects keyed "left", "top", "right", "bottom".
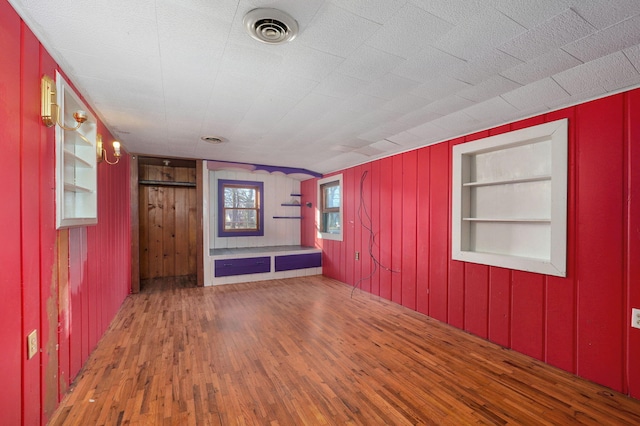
[
  {"left": 416, "top": 148, "right": 430, "bottom": 315},
  {"left": 21, "top": 19, "right": 43, "bottom": 425},
  {"left": 429, "top": 142, "right": 449, "bottom": 322},
  {"left": 38, "top": 41, "right": 59, "bottom": 423},
  {"left": 627, "top": 89, "right": 640, "bottom": 398},
  {"left": 464, "top": 263, "right": 489, "bottom": 338},
  {"left": 401, "top": 151, "right": 418, "bottom": 310},
  {"left": 575, "top": 95, "right": 625, "bottom": 390},
  {"left": 370, "top": 160, "right": 381, "bottom": 296},
  {"left": 378, "top": 156, "right": 393, "bottom": 300},
  {"left": 510, "top": 115, "right": 545, "bottom": 131},
  {"left": 511, "top": 271, "right": 545, "bottom": 360},
  {"left": 352, "top": 166, "right": 363, "bottom": 289},
  {"left": 544, "top": 107, "right": 577, "bottom": 373},
  {"left": 0, "top": 2, "right": 24, "bottom": 424},
  {"left": 488, "top": 267, "right": 511, "bottom": 347},
  {"left": 358, "top": 163, "right": 373, "bottom": 294},
  {"left": 344, "top": 167, "right": 355, "bottom": 286},
  {"left": 448, "top": 138, "right": 465, "bottom": 328},
  {"left": 391, "top": 155, "right": 404, "bottom": 304}
]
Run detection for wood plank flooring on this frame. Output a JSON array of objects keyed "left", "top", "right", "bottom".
[{"left": 49, "top": 275, "right": 640, "bottom": 425}]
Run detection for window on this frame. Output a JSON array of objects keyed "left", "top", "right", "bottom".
[
  {"left": 317, "top": 174, "right": 343, "bottom": 241},
  {"left": 452, "top": 119, "right": 567, "bottom": 276},
  {"left": 218, "top": 179, "right": 264, "bottom": 237}
]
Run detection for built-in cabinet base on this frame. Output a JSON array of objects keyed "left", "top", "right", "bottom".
[{"left": 208, "top": 246, "right": 322, "bottom": 286}]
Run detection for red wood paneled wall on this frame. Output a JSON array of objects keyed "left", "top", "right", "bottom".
[
  {"left": 303, "top": 88, "right": 640, "bottom": 399},
  {"left": 0, "top": 1, "right": 132, "bottom": 423}
]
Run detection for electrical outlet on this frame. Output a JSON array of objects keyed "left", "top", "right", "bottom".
[
  {"left": 632, "top": 308, "right": 640, "bottom": 329},
  {"left": 27, "top": 330, "right": 38, "bottom": 360},
  {"left": 355, "top": 251, "right": 360, "bottom": 260}
]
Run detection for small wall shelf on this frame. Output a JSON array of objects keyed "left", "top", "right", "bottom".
[
  {"left": 462, "top": 175, "right": 551, "bottom": 187},
  {"left": 462, "top": 218, "right": 551, "bottom": 223},
  {"left": 139, "top": 179, "right": 196, "bottom": 187},
  {"left": 64, "top": 182, "right": 93, "bottom": 193},
  {"left": 281, "top": 193, "right": 302, "bottom": 208}
]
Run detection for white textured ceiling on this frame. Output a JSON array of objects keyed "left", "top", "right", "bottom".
[{"left": 9, "top": 0, "right": 640, "bottom": 174}]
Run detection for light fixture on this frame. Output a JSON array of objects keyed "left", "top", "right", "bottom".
[
  {"left": 42, "top": 75, "right": 121, "bottom": 166},
  {"left": 96, "top": 134, "right": 121, "bottom": 165},
  {"left": 41, "top": 75, "right": 88, "bottom": 130}
]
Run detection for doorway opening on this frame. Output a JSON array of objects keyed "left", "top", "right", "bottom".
[{"left": 132, "top": 156, "right": 203, "bottom": 292}]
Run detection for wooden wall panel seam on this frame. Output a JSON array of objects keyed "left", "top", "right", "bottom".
[{"left": 621, "top": 91, "right": 630, "bottom": 394}]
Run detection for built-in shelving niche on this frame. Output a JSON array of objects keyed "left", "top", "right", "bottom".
[
  {"left": 55, "top": 71, "right": 98, "bottom": 229},
  {"left": 452, "top": 119, "right": 568, "bottom": 277}
]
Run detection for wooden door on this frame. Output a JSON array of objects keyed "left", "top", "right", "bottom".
[{"left": 139, "top": 164, "right": 197, "bottom": 280}]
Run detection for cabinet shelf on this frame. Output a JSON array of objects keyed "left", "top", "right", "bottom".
[
  {"left": 64, "top": 182, "right": 93, "bottom": 193},
  {"left": 70, "top": 131, "right": 94, "bottom": 147},
  {"left": 463, "top": 175, "right": 551, "bottom": 187},
  {"left": 463, "top": 217, "right": 550, "bottom": 223},
  {"left": 64, "top": 150, "right": 92, "bottom": 168}
]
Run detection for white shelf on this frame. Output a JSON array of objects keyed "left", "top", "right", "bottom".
[
  {"left": 463, "top": 218, "right": 550, "bottom": 223},
  {"left": 64, "top": 150, "right": 92, "bottom": 168},
  {"left": 67, "top": 131, "right": 93, "bottom": 146},
  {"left": 64, "top": 182, "right": 93, "bottom": 193},
  {"left": 463, "top": 175, "right": 551, "bottom": 187}
]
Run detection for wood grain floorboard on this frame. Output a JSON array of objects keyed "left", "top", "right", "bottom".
[{"left": 49, "top": 275, "right": 640, "bottom": 425}]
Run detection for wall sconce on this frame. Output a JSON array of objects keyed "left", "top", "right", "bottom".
[
  {"left": 42, "top": 75, "right": 122, "bottom": 166},
  {"left": 96, "top": 134, "right": 121, "bottom": 165},
  {"left": 41, "top": 75, "right": 88, "bottom": 130}
]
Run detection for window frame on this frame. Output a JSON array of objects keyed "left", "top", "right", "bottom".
[
  {"left": 317, "top": 174, "right": 343, "bottom": 241},
  {"left": 217, "top": 179, "right": 264, "bottom": 237}
]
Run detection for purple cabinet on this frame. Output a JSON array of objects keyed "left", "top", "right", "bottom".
[
  {"left": 214, "top": 256, "right": 270, "bottom": 277},
  {"left": 274, "top": 252, "right": 322, "bottom": 272}
]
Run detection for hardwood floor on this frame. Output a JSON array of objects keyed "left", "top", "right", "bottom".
[{"left": 49, "top": 276, "right": 640, "bottom": 425}]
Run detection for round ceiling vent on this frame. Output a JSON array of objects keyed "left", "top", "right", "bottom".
[
  {"left": 201, "top": 136, "right": 226, "bottom": 144},
  {"left": 243, "top": 8, "right": 298, "bottom": 45}
]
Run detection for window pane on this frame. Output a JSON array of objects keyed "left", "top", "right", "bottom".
[
  {"left": 322, "top": 212, "right": 341, "bottom": 234},
  {"left": 224, "top": 187, "right": 256, "bottom": 208},
  {"left": 225, "top": 209, "right": 257, "bottom": 230},
  {"left": 323, "top": 184, "right": 340, "bottom": 208}
]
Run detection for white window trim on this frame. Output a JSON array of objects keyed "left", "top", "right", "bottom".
[
  {"left": 317, "top": 174, "right": 343, "bottom": 241},
  {"left": 452, "top": 119, "right": 568, "bottom": 277}
]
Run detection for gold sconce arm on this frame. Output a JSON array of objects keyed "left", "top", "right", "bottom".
[
  {"left": 41, "top": 75, "right": 87, "bottom": 131},
  {"left": 97, "top": 134, "right": 122, "bottom": 165}
]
